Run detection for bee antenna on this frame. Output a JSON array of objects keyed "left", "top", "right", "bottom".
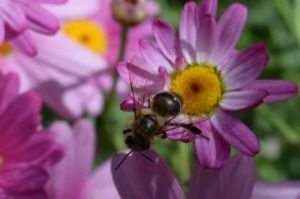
[
  {"left": 140, "top": 152, "right": 155, "bottom": 163},
  {"left": 114, "top": 150, "right": 134, "bottom": 170}
]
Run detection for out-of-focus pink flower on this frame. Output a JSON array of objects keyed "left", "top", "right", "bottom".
[
  {"left": 0, "top": 72, "right": 63, "bottom": 198},
  {"left": 117, "top": 0, "right": 298, "bottom": 168},
  {"left": 46, "top": 119, "right": 119, "bottom": 199},
  {"left": 112, "top": 151, "right": 255, "bottom": 199},
  {"left": 1, "top": 0, "right": 67, "bottom": 56},
  {"left": 0, "top": 0, "right": 158, "bottom": 119}
]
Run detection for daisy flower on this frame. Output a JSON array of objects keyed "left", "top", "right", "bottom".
[
  {"left": 117, "top": 0, "right": 298, "bottom": 168},
  {"left": 1, "top": 0, "right": 66, "bottom": 55},
  {"left": 0, "top": 72, "right": 63, "bottom": 198}
]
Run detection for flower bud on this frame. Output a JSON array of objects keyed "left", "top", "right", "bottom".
[{"left": 111, "top": 0, "right": 148, "bottom": 26}]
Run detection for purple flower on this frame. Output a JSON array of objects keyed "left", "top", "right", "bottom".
[
  {"left": 117, "top": 0, "right": 298, "bottom": 168},
  {"left": 46, "top": 119, "right": 119, "bottom": 199},
  {"left": 0, "top": 72, "right": 63, "bottom": 198},
  {"left": 1, "top": 0, "right": 67, "bottom": 56},
  {"left": 111, "top": 150, "right": 255, "bottom": 199}
]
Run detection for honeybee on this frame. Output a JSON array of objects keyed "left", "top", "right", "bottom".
[{"left": 115, "top": 64, "right": 204, "bottom": 169}]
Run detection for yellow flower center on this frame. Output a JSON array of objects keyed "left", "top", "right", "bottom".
[
  {"left": 0, "top": 43, "right": 13, "bottom": 55},
  {"left": 171, "top": 64, "right": 225, "bottom": 117},
  {"left": 63, "top": 20, "right": 108, "bottom": 55}
]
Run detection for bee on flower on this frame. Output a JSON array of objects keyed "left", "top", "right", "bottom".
[{"left": 118, "top": 0, "right": 298, "bottom": 168}]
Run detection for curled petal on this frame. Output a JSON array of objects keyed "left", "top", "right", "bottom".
[{"left": 198, "top": 0, "right": 218, "bottom": 17}]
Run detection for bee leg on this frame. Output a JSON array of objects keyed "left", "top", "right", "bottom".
[
  {"left": 159, "top": 131, "right": 167, "bottom": 139},
  {"left": 123, "top": 128, "right": 132, "bottom": 135}
]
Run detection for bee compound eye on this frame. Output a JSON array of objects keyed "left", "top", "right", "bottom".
[{"left": 152, "top": 91, "right": 182, "bottom": 117}]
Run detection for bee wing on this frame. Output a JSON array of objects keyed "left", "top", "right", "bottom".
[{"left": 118, "top": 56, "right": 167, "bottom": 111}]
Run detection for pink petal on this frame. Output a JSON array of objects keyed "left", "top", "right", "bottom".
[
  {"left": 194, "top": 121, "right": 230, "bottom": 168},
  {"left": 0, "top": 4, "right": 27, "bottom": 33},
  {"left": 81, "top": 160, "right": 120, "bottom": 199},
  {"left": 244, "top": 80, "right": 298, "bottom": 103},
  {"left": 45, "top": 0, "right": 100, "bottom": 20},
  {"left": 223, "top": 44, "right": 269, "bottom": 90},
  {"left": 220, "top": 90, "right": 268, "bottom": 111},
  {"left": 0, "top": 73, "right": 20, "bottom": 113},
  {"left": 152, "top": 19, "right": 182, "bottom": 63},
  {"left": 139, "top": 39, "right": 173, "bottom": 72},
  {"left": 35, "top": 0, "right": 67, "bottom": 4},
  {"left": 72, "top": 119, "right": 95, "bottom": 182},
  {"left": 253, "top": 182, "right": 300, "bottom": 199},
  {"left": 111, "top": 150, "right": 185, "bottom": 199},
  {"left": 188, "top": 154, "right": 255, "bottom": 199},
  {"left": 196, "top": 14, "right": 217, "bottom": 62},
  {"left": 198, "top": 0, "right": 218, "bottom": 17},
  {"left": 211, "top": 111, "right": 260, "bottom": 156},
  {"left": 180, "top": 2, "right": 198, "bottom": 63},
  {"left": 211, "top": 3, "right": 247, "bottom": 65},
  {"left": 0, "top": 166, "right": 48, "bottom": 193},
  {"left": 10, "top": 33, "right": 37, "bottom": 56},
  {"left": 0, "top": 20, "right": 4, "bottom": 43},
  {"left": 25, "top": 5, "right": 60, "bottom": 35}
]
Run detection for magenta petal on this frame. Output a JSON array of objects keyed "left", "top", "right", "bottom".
[
  {"left": 25, "top": 5, "right": 60, "bottom": 35},
  {"left": 120, "top": 99, "right": 134, "bottom": 112},
  {"left": 0, "top": 166, "right": 48, "bottom": 193},
  {"left": 10, "top": 33, "right": 37, "bottom": 56},
  {"left": 0, "top": 190, "right": 47, "bottom": 199},
  {"left": 211, "top": 111, "right": 260, "bottom": 156},
  {"left": 220, "top": 90, "right": 268, "bottom": 111},
  {"left": 194, "top": 121, "right": 230, "bottom": 168},
  {"left": 111, "top": 150, "right": 185, "bottom": 199},
  {"left": 253, "top": 181, "right": 300, "bottom": 199},
  {"left": 223, "top": 44, "right": 269, "bottom": 90},
  {"left": 244, "top": 80, "right": 298, "bottom": 103},
  {"left": 188, "top": 154, "right": 255, "bottom": 199},
  {"left": 0, "top": 92, "right": 41, "bottom": 152},
  {"left": 0, "top": 73, "right": 19, "bottom": 113},
  {"left": 153, "top": 19, "right": 182, "bottom": 63},
  {"left": 198, "top": 0, "right": 218, "bottom": 17},
  {"left": 212, "top": 3, "right": 247, "bottom": 65}
]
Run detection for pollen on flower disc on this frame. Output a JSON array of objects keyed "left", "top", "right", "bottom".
[
  {"left": 63, "top": 20, "right": 108, "bottom": 55},
  {"left": 171, "top": 65, "right": 224, "bottom": 117}
]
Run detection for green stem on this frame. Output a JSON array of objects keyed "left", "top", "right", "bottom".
[{"left": 96, "top": 25, "right": 129, "bottom": 162}]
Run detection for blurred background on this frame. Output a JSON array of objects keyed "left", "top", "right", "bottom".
[{"left": 41, "top": 0, "right": 300, "bottom": 191}]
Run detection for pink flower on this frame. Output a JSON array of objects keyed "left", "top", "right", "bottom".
[
  {"left": 0, "top": 0, "right": 158, "bottom": 119},
  {"left": 117, "top": 0, "right": 298, "bottom": 168},
  {"left": 1, "top": 0, "right": 67, "bottom": 56},
  {"left": 46, "top": 119, "right": 119, "bottom": 199},
  {"left": 112, "top": 150, "right": 255, "bottom": 199},
  {"left": 0, "top": 72, "right": 63, "bottom": 198}
]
